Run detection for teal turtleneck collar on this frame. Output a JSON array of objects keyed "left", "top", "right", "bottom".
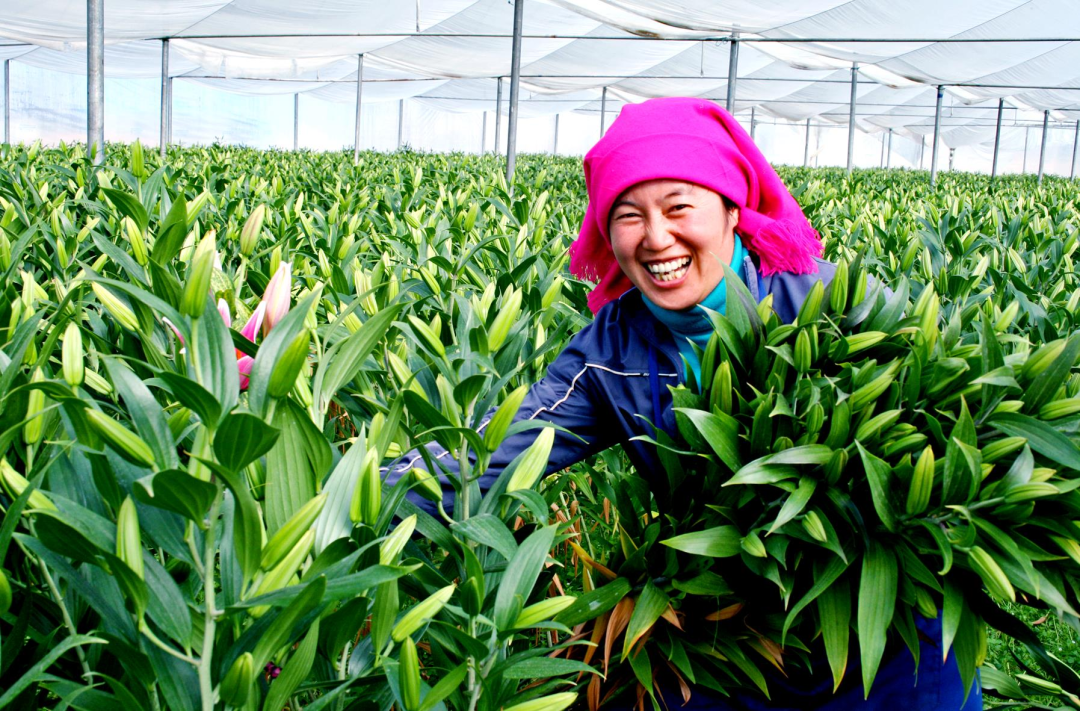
[{"left": 642, "top": 234, "right": 747, "bottom": 387}]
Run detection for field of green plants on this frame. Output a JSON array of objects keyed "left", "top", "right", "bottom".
[{"left": 3, "top": 140, "right": 1080, "bottom": 711}]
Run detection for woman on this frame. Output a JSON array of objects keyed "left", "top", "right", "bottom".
[{"left": 388, "top": 97, "right": 978, "bottom": 709}]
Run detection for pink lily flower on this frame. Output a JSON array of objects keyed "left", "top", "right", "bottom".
[
  {"left": 262, "top": 263, "right": 292, "bottom": 336},
  {"left": 234, "top": 302, "right": 266, "bottom": 391}
]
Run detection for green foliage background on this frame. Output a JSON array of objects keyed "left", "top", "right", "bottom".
[{"left": 1, "top": 140, "right": 1080, "bottom": 709}]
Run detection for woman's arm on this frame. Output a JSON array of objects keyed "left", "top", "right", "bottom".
[{"left": 383, "top": 328, "right": 616, "bottom": 518}]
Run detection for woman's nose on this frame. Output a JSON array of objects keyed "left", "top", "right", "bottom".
[{"left": 641, "top": 217, "right": 676, "bottom": 252}]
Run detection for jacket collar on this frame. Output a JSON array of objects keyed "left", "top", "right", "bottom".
[{"left": 615, "top": 255, "right": 765, "bottom": 380}]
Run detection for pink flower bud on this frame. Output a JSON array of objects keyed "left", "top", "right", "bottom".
[
  {"left": 237, "top": 355, "right": 254, "bottom": 391},
  {"left": 217, "top": 299, "right": 232, "bottom": 328},
  {"left": 240, "top": 302, "right": 266, "bottom": 343},
  {"left": 262, "top": 262, "right": 292, "bottom": 336},
  {"left": 162, "top": 317, "right": 184, "bottom": 347}
]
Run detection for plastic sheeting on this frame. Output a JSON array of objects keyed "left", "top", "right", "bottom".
[{"left": 2, "top": 0, "right": 1080, "bottom": 168}]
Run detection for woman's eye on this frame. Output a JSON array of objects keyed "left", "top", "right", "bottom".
[
  {"left": 670, "top": 204, "right": 691, "bottom": 212},
  {"left": 614, "top": 212, "right": 639, "bottom": 221}
]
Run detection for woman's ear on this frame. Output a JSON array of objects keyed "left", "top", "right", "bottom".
[{"left": 728, "top": 204, "right": 740, "bottom": 228}]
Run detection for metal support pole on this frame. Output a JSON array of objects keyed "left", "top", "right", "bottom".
[
  {"left": 803, "top": 118, "right": 811, "bottom": 167},
  {"left": 87, "top": 0, "right": 105, "bottom": 165},
  {"left": 553, "top": 113, "right": 559, "bottom": 154},
  {"left": 397, "top": 99, "right": 404, "bottom": 149},
  {"left": 1072, "top": 121, "right": 1079, "bottom": 179},
  {"left": 1038, "top": 109, "right": 1049, "bottom": 183},
  {"left": 1023, "top": 126, "right": 1030, "bottom": 173},
  {"left": 3, "top": 59, "right": 9, "bottom": 145},
  {"left": 880, "top": 130, "right": 886, "bottom": 168},
  {"left": 750, "top": 106, "right": 756, "bottom": 139},
  {"left": 353, "top": 54, "right": 364, "bottom": 164},
  {"left": 991, "top": 98, "right": 1003, "bottom": 181},
  {"left": 918, "top": 135, "right": 925, "bottom": 169},
  {"left": 494, "top": 77, "right": 502, "bottom": 154},
  {"left": 293, "top": 94, "right": 299, "bottom": 151},
  {"left": 481, "top": 111, "right": 487, "bottom": 153},
  {"left": 600, "top": 86, "right": 608, "bottom": 136},
  {"left": 846, "top": 62, "right": 858, "bottom": 174},
  {"left": 886, "top": 129, "right": 893, "bottom": 169},
  {"left": 166, "top": 77, "right": 173, "bottom": 144},
  {"left": 949, "top": 147, "right": 955, "bottom": 172},
  {"left": 505, "top": 0, "right": 525, "bottom": 184},
  {"left": 930, "top": 86, "right": 943, "bottom": 186},
  {"left": 726, "top": 33, "right": 739, "bottom": 112},
  {"left": 160, "top": 40, "right": 169, "bottom": 157}
]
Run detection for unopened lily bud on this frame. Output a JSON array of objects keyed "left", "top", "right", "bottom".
[
  {"left": 794, "top": 329, "right": 813, "bottom": 373},
  {"left": 349, "top": 449, "right": 381, "bottom": 526},
  {"left": 0, "top": 458, "right": 57, "bottom": 511},
  {"left": 379, "top": 514, "right": 417, "bottom": 565},
  {"left": 541, "top": 277, "right": 563, "bottom": 311},
  {"left": 76, "top": 216, "right": 100, "bottom": 243},
  {"left": 261, "top": 493, "right": 327, "bottom": 570},
  {"left": 741, "top": 530, "right": 767, "bottom": 558},
  {"left": 385, "top": 274, "right": 399, "bottom": 303},
  {"left": 293, "top": 370, "right": 313, "bottom": 408},
  {"left": 399, "top": 636, "right": 422, "bottom": 711},
  {"left": 506, "top": 428, "right": 555, "bottom": 495},
  {"left": 802, "top": 510, "right": 829, "bottom": 543},
  {"left": 513, "top": 596, "right": 577, "bottom": 628},
  {"left": 250, "top": 529, "right": 314, "bottom": 616},
  {"left": 906, "top": 446, "right": 935, "bottom": 516},
  {"left": 122, "top": 216, "right": 148, "bottom": 266},
  {"left": 262, "top": 262, "right": 292, "bottom": 335},
  {"left": 0, "top": 232, "right": 10, "bottom": 271},
  {"left": 391, "top": 584, "right": 455, "bottom": 642},
  {"left": 483, "top": 385, "right": 529, "bottom": 452},
  {"left": 23, "top": 368, "right": 46, "bottom": 445},
  {"left": 269, "top": 245, "right": 282, "bottom": 277},
  {"left": 181, "top": 230, "right": 217, "bottom": 319},
  {"left": 503, "top": 693, "right": 577, "bottom": 711},
  {"left": 487, "top": 286, "right": 523, "bottom": 353},
  {"left": 409, "top": 468, "right": 442, "bottom": 504},
  {"left": 187, "top": 190, "right": 211, "bottom": 222},
  {"left": 62, "top": 322, "right": 84, "bottom": 387},
  {"left": 84, "top": 369, "right": 113, "bottom": 395},
  {"left": 267, "top": 328, "right": 310, "bottom": 399},
  {"left": 915, "top": 587, "right": 938, "bottom": 619},
  {"left": 796, "top": 280, "right": 824, "bottom": 327},
  {"left": 994, "top": 301, "right": 1020, "bottom": 333},
  {"left": 86, "top": 409, "right": 156, "bottom": 468},
  {"left": 0, "top": 569, "right": 10, "bottom": 617},
  {"left": 343, "top": 311, "right": 363, "bottom": 334},
  {"left": 220, "top": 652, "right": 254, "bottom": 707},
  {"left": 239, "top": 204, "right": 266, "bottom": 257},
  {"left": 116, "top": 496, "right": 144, "bottom": 580}
]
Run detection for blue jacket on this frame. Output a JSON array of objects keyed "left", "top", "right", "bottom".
[
  {"left": 386, "top": 255, "right": 980, "bottom": 710},
  {"left": 387, "top": 255, "right": 839, "bottom": 515}
]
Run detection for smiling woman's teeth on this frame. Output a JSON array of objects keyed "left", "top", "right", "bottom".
[{"left": 646, "top": 257, "right": 690, "bottom": 282}]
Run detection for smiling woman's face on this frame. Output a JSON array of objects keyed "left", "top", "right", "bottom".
[{"left": 608, "top": 180, "right": 739, "bottom": 311}]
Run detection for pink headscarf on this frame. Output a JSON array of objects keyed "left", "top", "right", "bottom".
[{"left": 569, "top": 97, "right": 823, "bottom": 314}]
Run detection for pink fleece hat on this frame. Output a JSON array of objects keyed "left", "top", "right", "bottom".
[{"left": 569, "top": 97, "right": 823, "bottom": 314}]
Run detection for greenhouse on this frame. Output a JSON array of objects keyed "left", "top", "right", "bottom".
[
  {"left": 4, "top": 0, "right": 1080, "bottom": 176},
  {"left": 5, "top": 2, "right": 1080, "bottom": 710}
]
